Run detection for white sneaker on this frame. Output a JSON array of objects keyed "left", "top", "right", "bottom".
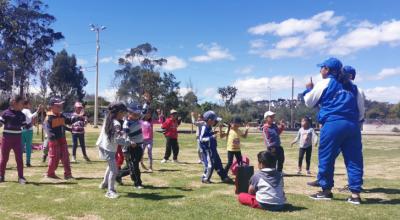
[
  {"left": 161, "top": 159, "right": 168, "bottom": 163},
  {"left": 197, "top": 160, "right": 203, "bottom": 164},
  {"left": 297, "top": 170, "right": 302, "bottom": 175},
  {"left": 71, "top": 156, "right": 77, "bottom": 163},
  {"left": 105, "top": 191, "right": 119, "bottom": 199},
  {"left": 99, "top": 182, "right": 107, "bottom": 189},
  {"left": 148, "top": 169, "right": 153, "bottom": 173},
  {"left": 135, "top": 185, "right": 144, "bottom": 189},
  {"left": 18, "top": 177, "right": 27, "bottom": 185}
]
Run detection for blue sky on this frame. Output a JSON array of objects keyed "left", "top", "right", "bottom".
[{"left": 42, "top": 0, "right": 400, "bottom": 103}]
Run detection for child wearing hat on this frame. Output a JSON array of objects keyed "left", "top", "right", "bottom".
[
  {"left": 97, "top": 102, "right": 131, "bottom": 199},
  {"left": 261, "top": 111, "right": 285, "bottom": 172},
  {"left": 43, "top": 97, "right": 74, "bottom": 179},
  {"left": 238, "top": 150, "right": 286, "bottom": 211},
  {"left": 71, "top": 101, "right": 90, "bottom": 162},
  {"left": 0, "top": 95, "right": 28, "bottom": 184},
  {"left": 219, "top": 117, "right": 249, "bottom": 174},
  {"left": 161, "top": 109, "right": 180, "bottom": 163},
  {"left": 199, "top": 111, "right": 232, "bottom": 184},
  {"left": 116, "top": 102, "right": 144, "bottom": 189}
]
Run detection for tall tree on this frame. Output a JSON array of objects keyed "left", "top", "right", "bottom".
[
  {"left": 218, "top": 85, "right": 238, "bottom": 108},
  {"left": 48, "top": 49, "right": 87, "bottom": 111},
  {"left": 0, "top": 0, "right": 63, "bottom": 96}
]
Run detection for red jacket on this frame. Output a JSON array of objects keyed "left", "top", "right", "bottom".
[{"left": 161, "top": 117, "right": 178, "bottom": 139}]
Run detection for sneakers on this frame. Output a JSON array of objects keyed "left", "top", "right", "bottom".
[
  {"left": 307, "top": 180, "right": 320, "bottom": 187},
  {"left": 197, "top": 160, "right": 203, "bottom": 164},
  {"left": 64, "top": 175, "right": 74, "bottom": 180},
  {"left": 26, "top": 163, "right": 32, "bottom": 167},
  {"left": 222, "top": 177, "right": 234, "bottom": 184},
  {"left": 0, "top": 176, "right": 4, "bottom": 183},
  {"left": 148, "top": 169, "right": 153, "bottom": 173},
  {"left": 160, "top": 159, "right": 168, "bottom": 163},
  {"left": 99, "top": 182, "right": 108, "bottom": 189},
  {"left": 83, "top": 156, "right": 91, "bottom": 162},
  {"left": 135, "top": 185, "right": 144, "bottom": 189},
  {"left": 18, "top": 177, "right": 27, "bottom": 185},
  {"left": 116, "top": 176, "right": 124, "bottom": 186},
  {"left": 45, "top": 174, "right": 61, "bottom": 179},
  {"left": 202, "top": 179, "right": 212, "bottom": 184},
  {"left": 105, "top": 191, "right": 119, "bottom": 199},
  {"left": 309, "top": 191, "right": 333, "bottom": 200},
  {"left": 306, "top": 170, "right": 312, "bottom": 175},
  {"left": 71, "top": 156, "right": 77, "bottom": 163},
  {"left": 347, "top": 196, "right": 361, "bottom": 205},
  {"left": 297, "top": 170, "right": 302, "bottom": 175}
]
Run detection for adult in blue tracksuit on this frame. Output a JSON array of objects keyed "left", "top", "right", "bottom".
[
  {"left": 199, "top": 111, "right": 231, "bottom": 184},
  {"left": 304, "top": 57, "right": 364, "bottom": 205}
]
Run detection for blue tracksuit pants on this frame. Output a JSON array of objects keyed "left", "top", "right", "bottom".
[
  {"left": 202, "top": 145, "right": 227, "bottom": 182},
  {"left": 318, "top": 119, "right": 363, "bottom": 193}
]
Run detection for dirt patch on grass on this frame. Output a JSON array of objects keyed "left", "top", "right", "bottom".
[
  {"left": 10, "top": 211, "right": 53, "bottom": 220},
  {"left": 67, "top": 214, "right": 103, "bottom": 220}
]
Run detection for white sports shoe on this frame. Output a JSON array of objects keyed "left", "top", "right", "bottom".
[
  {"left": 161, "top": 159, "right": 168, "bottom": 163},
  {"left": 105, "top": 191, "right": 119, "bottom": 199}
]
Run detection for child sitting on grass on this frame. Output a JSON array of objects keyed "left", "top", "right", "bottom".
[
  {"left": 291, "top": 116, "right": 318, "bottom": 175},
  {"left": 238, "top": 150, "right": 286, "bottom": 211},
  {"left": 219, "top": 117, "right": 249, "bottom": 174}
]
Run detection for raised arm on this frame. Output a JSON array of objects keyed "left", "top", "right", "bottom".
[{"left": 304, "top": 78, "right": 331, "bottom": 108}]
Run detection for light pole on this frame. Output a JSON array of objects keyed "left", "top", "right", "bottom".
[{"left": 90, "top": 24, "right": 106, "bottom": 128}]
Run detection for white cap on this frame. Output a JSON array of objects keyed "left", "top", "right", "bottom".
[
  {"left": 264, "top": 111, "right": 275, "bottom": 118},
  {"left": 170, "top": 109, "right": 178, "bottom": 114}
]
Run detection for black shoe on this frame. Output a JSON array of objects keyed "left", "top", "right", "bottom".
[
  {"left": 83, "top": 156, "right": 91, "bottom": 162},
  {"left": 42, "top": 155, "right": 47, "bottom": 163},
  {"left": 26, "top": 163, "right": 32, "bottom": 167},
  {"left": 347, "top": 196, "right": 361, "bottom": 205},
  {"left": 309, "top": 191, "right": 333, "bottom": 200},
  {"left": 222, "top": 177, "right": 234, "bottom": 184},
  {"left": 0, "top": 176, "right": 4, "bottom": 183},
  {"left": 307, "top": 180, "right": 320, "bottom": 187},
  {"left": 202, "top": 179, "right": 212, "bottom": 184},
  {"left": 116, "top": 177, "right": 124, "bottom": 186}
]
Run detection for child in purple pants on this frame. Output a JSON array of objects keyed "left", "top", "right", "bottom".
[{"left": 0, "top": 95, "right": 28, "bottom": 184}]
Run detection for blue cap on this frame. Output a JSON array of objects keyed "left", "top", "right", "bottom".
[
  {"left": 203, "top": 111, "right": 222, "bottom": 122},
  {"left": 342, "top": 65, "right": 356, "bottom": 80},
  {"left": 317, "top": 57, "right": 343, "bottom": 72},
  {"left": 127, "top": 102, "right": 142, "bottom": 114}
]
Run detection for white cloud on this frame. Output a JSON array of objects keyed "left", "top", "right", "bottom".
[
  {"left": 248, "top": 11, "right": 343, "bottom": 36},
  {"left": 375, "top": 67, "right": 400, "bottom": 80},
  {"left": 77, "top": 58, "right": 88, "bottom": 66},
  {"left": 178, "top": 87, "right": 192, "bottom": 97},
  {"left": 329, "top": 20, "right": 400, "bottom": 55},
  {"left": 364, "top": 86, "right": 400, "bottom": 103},
  {"left": 202, "top": 87, "right": 220, "bottom": 100},
  {"left": 99, "top": 56, "right": 113, "bottom": 64},
  {"left": 249, "top": 39, "right": 267, "bottom": 49},
  {"left": 100, "top": 88, "right": 118, "bottom": 102},
  {"left": 235, "top": 65, "right": 254, "bottom": 75},
  {"left": 190, "top": 43, "right": 235, "bottom": 62},
  {"left": 275, "top": 37, "right": 302, "bottom": 49},
  {"left": 163, "top": 56, "right": 187, "bottom": 71}
]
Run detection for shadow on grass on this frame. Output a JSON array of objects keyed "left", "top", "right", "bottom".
[
  {"left": 143, "top": 185, "right": 193, "bottom": 192},
  {"left": 74, "top": 177, "right": 103, "bottom": 181},
  {"left": 157, "top": 169, "right": 181, "bottom": 173},
  {"left": 126, "top": 192, "right": 184, "bottom": 200},
  {"left": 364, "top": 188, "right": 400, "bottom": 195},
  {"left": 279, "top": 204, "right": 308, "bottom": 212},
  {"left": 29, "top": 181, "right": 78, "bottom": 186},
  {"left": 363, "top": 198, "right": 400, "bottom": 205}
]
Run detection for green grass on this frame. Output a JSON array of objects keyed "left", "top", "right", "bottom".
[{"left": 0, "top": 128, "right": 399, "bottom": 220}]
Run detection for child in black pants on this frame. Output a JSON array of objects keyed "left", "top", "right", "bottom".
[{"left": 291, "top": 117, "right": 318, "bottom": 175}]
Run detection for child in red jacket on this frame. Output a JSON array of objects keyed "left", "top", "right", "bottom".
[{"left": 160, "top": 109, "right": 180, "bottom": 163}]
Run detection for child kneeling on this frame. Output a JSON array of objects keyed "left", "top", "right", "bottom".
[{"left": 238, "top": 151, "right": 286, "bottom": 211}]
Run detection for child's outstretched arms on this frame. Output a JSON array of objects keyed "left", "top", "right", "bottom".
[{"left": 291, "top": 130, "right": 301, "bottom": 147}]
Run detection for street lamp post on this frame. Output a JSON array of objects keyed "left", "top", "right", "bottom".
[{"left": 90, "top": 24, "right": 106, "bottom": 128}]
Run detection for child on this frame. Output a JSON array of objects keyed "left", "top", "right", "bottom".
[
  {"left": 21, "top": 100, "right": 41, "bottom": 167},
  {"left": 0, "top": 95, "right": 28, "bottom": 184},
  {"left": 161, "top": 109, "right": 180, "bottom": 163},
  {"left": 97, "top": 102, "right": 130, "bottom": 199},
  {"left": 220, "top": 117, "right": 249, "bottom": 174},
  {"left": 71, "top": 101, "right": 90, "bottom": 162},
  {"left": 117, "top": 102, "right": 144, "bottom": 189},
  {"left": 238, "top": 150, "right": 286, "bottom": 211},
  {"left": 43, "top": 97, "right": 73, "bottom": 180},
  {"left": 261, "top": 111, "right": 285, "bottom": 172},
  {"left": 191, "top": 112, "right": 206, "bottom": 164},
  {"left": 141, "top": 110, "right": 154, "bottom": 172},
  {"left": 199, "top": 111, "right": 232, "bottom": 184},
  {"left": 291, "top": 117, "right": 318, "bottom": 175}
]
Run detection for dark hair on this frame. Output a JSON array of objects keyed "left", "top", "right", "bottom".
[
  {"left": 104, "top": 102, "right": 127, "bottom": 142},
  {"left": 143, "top": 109, "right": 153, "bottom": 122},
  {"left": 258, "top": 150, "right": 276, "bottom": 168},
  {"left": 302, "top": 116, "right": 312, "bottom": 127},
  {"left": 10, "top": 95, "right": 24, "bottom": 104},
  {"left": 23, "top": 99, "right": 31, "bottom": 105}
]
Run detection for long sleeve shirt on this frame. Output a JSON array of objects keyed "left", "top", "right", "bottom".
[
  {"left": 43, "top": 111, "right": 72, "bottom": 141},
  {"left": 191, "top": 115, "right": 206, "bottom": 138},
  {"left": 123, "top": 119, "right": 144, "bottom": 145},
  {"left": 261, "top": 123, "right": 283, "bottom": 148},
  {"left": 161, "top": 117, "right": 179, "bottom": 139},
  {"left": 22, "top": 108, "right": 38, "bottom": 130},
  {"left": 292, "top": 127, "right": 318, "bottom": 148},
  {"left": 199, "top": 125, "right": 217, "bottom": 150},
  {"left": 0, "top": 108, "right": 27, "bottom": 135},
  {"left": 96, "top": 119, "right": 132, "bottom": 152}
]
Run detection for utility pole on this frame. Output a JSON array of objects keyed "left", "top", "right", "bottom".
[
  {"left": 267, "top": 86, "right": 272, "bottom": 111},
  {"left": 290, "top": 78, "right": 294, "bottom": 128},
  {"left": 90, "top": 24, "right": 106, "bottom": 128}
]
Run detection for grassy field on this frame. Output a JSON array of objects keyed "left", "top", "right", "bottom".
[{"left": 0, "top": 125, "right": 399, "bottom": 220}]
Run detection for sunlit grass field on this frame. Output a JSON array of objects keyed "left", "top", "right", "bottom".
[{"left": 0, "top": 125, "right": 399, "bottom": 220}]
